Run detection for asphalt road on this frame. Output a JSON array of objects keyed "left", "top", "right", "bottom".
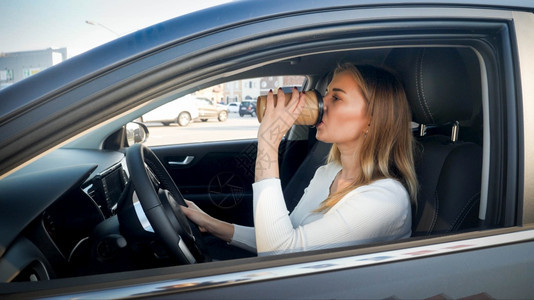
[{"left": 144, "top": 113, "right": 260, "bottom": 146}]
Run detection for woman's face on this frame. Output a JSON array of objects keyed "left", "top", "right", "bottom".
[{"left": 316, "top": 71, "right": 370, "bottom": 147}]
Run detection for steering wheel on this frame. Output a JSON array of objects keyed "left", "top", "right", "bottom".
[{"left": 126, "top": 143, "right": 209, "bottom": 264}]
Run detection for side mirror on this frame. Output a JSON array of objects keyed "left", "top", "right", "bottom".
[{"left": 126, "top": 122, "right": 149, "bottom": 146}]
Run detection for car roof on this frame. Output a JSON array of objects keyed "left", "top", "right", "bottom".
[{"left": 1, "top": 0, "right": 532, "bottom": 115}]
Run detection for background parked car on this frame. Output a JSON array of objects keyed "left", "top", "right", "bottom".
[
  {"left": 142, "top": 95, "right": 228, "bottom": 126},
  {"left": 239, "top": 100, "right": 256, "bottom": 117},
  {"left": 226, "top": 102, "right": 239, "bottom": 113},
  {"left": 194, "top": 97, "right": 228, "bottom": 122},
  {"left": 141, "top": 95, "right": 199, "bottom": 126}
]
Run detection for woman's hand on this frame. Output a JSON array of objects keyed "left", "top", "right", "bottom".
[
  {"left": 181, "top": 200, "right": 234, "bottom": 242},
  {"left": 181, "top": 200, "right": 210, "bottom": 232},
  {"left": 257, "top": 87, "right": 306, "bottom": 147},
  {"left": 255, "top": 87, "right": 305, "bottom": 181}
]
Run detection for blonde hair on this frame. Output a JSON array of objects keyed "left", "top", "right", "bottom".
[{"left": 316, "top": 63, "right": 418, "bottom": 212}]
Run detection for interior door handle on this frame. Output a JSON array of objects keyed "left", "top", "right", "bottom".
[{"left": 168, "top": 156, "right": 195, "bottom": 166}]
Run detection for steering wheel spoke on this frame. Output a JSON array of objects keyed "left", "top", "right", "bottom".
[{"left": 144, "top": 162, "right": 161, "bottom": 190}]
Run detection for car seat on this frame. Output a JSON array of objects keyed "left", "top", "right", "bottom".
[
  {"left": 385, "top": 47, "right": 484, "bottom": 236},
  {"left": 284, "top": 47, "right": 483, "bottom": 237}
]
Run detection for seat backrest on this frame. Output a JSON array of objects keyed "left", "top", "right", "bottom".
[{"left": 385, "top": 47, "right": 483, "bottom": 236}]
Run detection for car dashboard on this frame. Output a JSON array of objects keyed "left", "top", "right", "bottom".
[{"left": 0, "top": 148, "right": 131, "bottom": 282}]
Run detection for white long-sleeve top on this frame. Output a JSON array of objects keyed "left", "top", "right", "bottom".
[{"left": 230, "top": 163, "right": 411, "bottom": 256}]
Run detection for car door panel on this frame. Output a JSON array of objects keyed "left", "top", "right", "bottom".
[
  {"left": 176, "top": 239, "right": 534, "bottom": 299},
  {"left": 30, "top": 229, "right": 533, "bottom": 299},
  {"left": 144, "top": 229, "right": 534, "bottom": 299},
  {"left": 150, "top": 138, "right": 310, "bottom": 226},
  {"left": 151, "top": 140, "right": 257, "bottom": 226}
]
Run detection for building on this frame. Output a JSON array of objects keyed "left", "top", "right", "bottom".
[
  {"left": 222, "top": 76, "right": 306, "bottom": 104},
  {"left": 0, "top": 48, "right": 67, "bottom": 89}
]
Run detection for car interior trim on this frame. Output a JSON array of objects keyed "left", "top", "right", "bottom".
[
  {"left": 178, "top": 239, "right": 196, "bottom": 264},
  {"left": 477, "top": 47, "right": 491, "bottom": 221},
  {"left": 168, "top": 156, "right": 195, "bottom": 166},
  {"left": 514, "top": 11, "right": 534, "bottom": 224},
  {"left": 0, "top": 7, "right": 516, "bottom": 178}
]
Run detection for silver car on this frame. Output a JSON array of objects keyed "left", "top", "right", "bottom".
[{"left": 141, "top": 95, "right": 200, "bottom": 126}]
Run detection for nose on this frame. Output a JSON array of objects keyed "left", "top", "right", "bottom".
[{"left": 322, "top": 94, "right": 331, "bottom": 111}]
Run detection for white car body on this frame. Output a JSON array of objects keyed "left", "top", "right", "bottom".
[
  {"left": 227, "top": 102, "right": 239, "bottom": 113},
  {"left": 142, "top": 95, "right": 199, "bottom": 125}
]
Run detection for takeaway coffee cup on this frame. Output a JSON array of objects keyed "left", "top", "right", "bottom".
[{"left": 256, "top": 89, "right": 324, "bottom": 126}]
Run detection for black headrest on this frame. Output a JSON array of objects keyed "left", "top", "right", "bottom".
[
  {"left": 385, "top": 48, "right": 480, "bottom": 125},
  {"left": 314, "top": 71, "right": 334, "bottom": 96}
]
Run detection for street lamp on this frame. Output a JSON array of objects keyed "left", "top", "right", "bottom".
[{"left": 85, "top": 20, "right": 120, "bottom": 37}]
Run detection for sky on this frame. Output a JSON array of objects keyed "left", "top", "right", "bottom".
[{"left": 0, "top": 0, "right": 232, "bottom": 58}]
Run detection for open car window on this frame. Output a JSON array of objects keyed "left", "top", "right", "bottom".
[{"left": 141, "top": 76, "right": 305, "bottom": 146}]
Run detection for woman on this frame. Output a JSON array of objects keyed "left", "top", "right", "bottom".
[{"left": 182, "top": 63, "right": 418, "bottom": 256}]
